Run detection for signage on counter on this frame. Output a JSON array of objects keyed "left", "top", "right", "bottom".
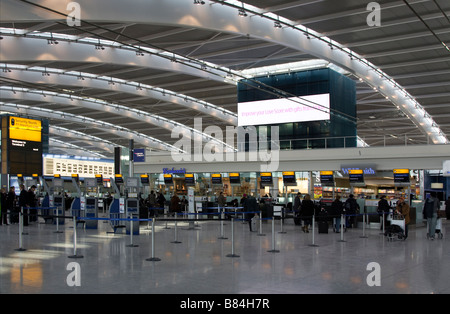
[{"left": 163, "top": 167, "right": 186, "bottom": 174}]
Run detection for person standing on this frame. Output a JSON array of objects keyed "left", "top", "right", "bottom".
[
  {"left": 423, "top": 192, "right": 440, "bottom": 240},
  {"left": 445, "top": 196, "right": 450, "bottom": 220},
  {"left": 330, "top": 195, "right": 343, "bottom": 233},
  {"left": 377, "top": 195, "right": 391, "bottom": 230},
  {"left": 27, "top": 185, "right": 37, "bottom": 222},
  {"left": 217, "top": 192, "right": 226, "bottom": 210},
  {"left": 300, "top": 194, "right": 315, "bottom": 233},
  {"left": 293, "top": 192, "right": 302, "bottom": 214},
  {"left": 344, "top": 194, "right": 360, "bottom": 228},
  {"left": 0, "top": 188, "right": 7, "bottom": 225},
  {"left": 7, "top": 186, "right": 16, "bottom": 224},
  {"left": 170, "top": 193, "right": 181, "bottom": 214},
  {"left": 395, "top": 197, "right": 410, "bottom": 239},
  {"left": 245, "top": 194, "right": 258, "bottom": 232}
]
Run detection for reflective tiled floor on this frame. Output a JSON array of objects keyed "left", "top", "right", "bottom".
[{"left": 1, "top": 215, "right": 449, "bottom": 294}]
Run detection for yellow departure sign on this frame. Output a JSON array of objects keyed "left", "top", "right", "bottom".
[{"left": 9, "top": 116, "right": 42, "bottom": 142}]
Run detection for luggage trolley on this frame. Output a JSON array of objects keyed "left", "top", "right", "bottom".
[{"left": 385, "top": 214, "right": 406, "bottom": 241}]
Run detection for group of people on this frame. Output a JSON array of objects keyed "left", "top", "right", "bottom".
[
  {"left": 293, "top": 192, "right": 361, "bottom": 233},
  {"left": 0, "top": 184, "right": 37, "bottom": 226},
  {"left": 143, "top": 190, "right": 188, "bottom": 217}
]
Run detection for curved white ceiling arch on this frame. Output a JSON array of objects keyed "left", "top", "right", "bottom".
[
  {"left": 0, "top": 102, "right": 183, "bottom": 152},
  {"left": 50, "top": 125, "right": 122, "bottom": 154},
  {"left": 0, "top": 63, "right": 237, "bottom": 125},
  {"left": 0, "top": 0, "right": 447, "bottom": 144},
  {"left": 49, "top": 138, "right": 108, "bottom": 159},
  {"left": 0, "top": 87, "right": 234, "bottom": 151},
  {"left": 0, "top": 35, "right": 232, "bottom": 84}
]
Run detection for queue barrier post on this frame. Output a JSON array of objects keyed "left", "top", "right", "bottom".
[
  {"left": 380, "top": 212, "right": 385, "bottom": 235},
  {"left": 278, "top": 210, "right": 286, "bottom": 234},
  {"left": 127, "top": 215, "right": 139, "bottom": 247},
  {"left": 171, "top": 214, "right": 182, "bottom": 244},
  {"left": 15, "top": 207, "right": 26, "bottom": 252},
  {"left": 257, "top": 211, "right": 265, "bottom": 236},
  {"left": 54, "top": 207, "right": 63, "bottom": 234},
  {"left": 267, "top": 217, "right": 280, "bottom": 253},
  {"left": 308, "top": 214, "right": 319, "bottom": 247},
  {"left": 338, "top": 214, "right": 346, "bottom": 242},
  {"left": 146, "top": 218, "right": 161, "bottom": 262},
  {"left": 68, "top": 216, "right": 83, "bottom": 258},
  {"left": 218, "top": 213, "right": 228, "bottom": 239},
  {"left": 226, "top": 218, "right": 239, "bottom": 258},
  {"left": 360, "top": 212, "right": 368, "bottom": 238}
]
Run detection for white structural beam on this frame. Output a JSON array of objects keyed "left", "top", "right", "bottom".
[
  {"left": 0, "top": 35, "right": 233, "bottom": 84},
  {"left": 49, "top": 138, "right": 108, "bottom": 158},
  {"left": 50, "top": 125, "right": 120, "bottom": 154},
  {"left": 0, "top": 102, "right": 182, "bottom": 152},
  {"left": 0, "top": 87, "right": 234, "bottom": 151},
  {"left": 0, "top": 64, "right": 237, "bottom": 124}
]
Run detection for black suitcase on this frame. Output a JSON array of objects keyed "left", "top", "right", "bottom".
[
  {"left": 318, "top": 221, "right": 328, "bottom": 233},
  {"left": 294, "top": 217, "right": 301, "bottom": 225}
]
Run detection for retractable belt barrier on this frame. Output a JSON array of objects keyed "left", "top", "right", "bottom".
[{"left": 11, "top": 206, "right": 389, "bottom": 262}]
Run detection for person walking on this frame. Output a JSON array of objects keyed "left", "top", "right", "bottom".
[
  {"left": 395, "top": 197, "right": 410, "bottom": 239},
  {"left": 423, "top": 192, "right": 440, "bottom": 240}
]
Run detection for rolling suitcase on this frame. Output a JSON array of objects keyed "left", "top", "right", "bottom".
[{"left": 318, "top": 221, "right": 328, "bottom": 233}]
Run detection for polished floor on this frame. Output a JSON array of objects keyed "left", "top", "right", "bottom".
[{"left": 0, "top": 213, "right": 448, "bottom": 294}]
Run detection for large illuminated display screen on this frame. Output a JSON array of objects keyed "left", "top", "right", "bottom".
[{"left": 238, "top": 93, "right": 330, "bottom": 126}]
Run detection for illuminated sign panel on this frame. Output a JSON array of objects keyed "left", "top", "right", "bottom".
[
  {"left": 238, "top": 93, "right": 330, "bottom": 126},
  {"left": 320, "top": 171, "right": 334, "bottom": 185},
  {"left": 229, "top": 173, "right": 241, "bottom": 184},
  {"left": 211, "top": 173, "right": 222, "bottom": 184},
  {"left": 185, "top": 173, "right": 195, "bottom": 185},
  {"left": 260, "top": 172, "right": 273, "bottom": 186},
  {"left": 393, "top": 169, "right": 410, "bottom": 184},
  {"left": 9, "top": 116, "right": 42, "bottom": 142},
  {"left": 164, "top": 174, "right": 173, "bottom": 184}
]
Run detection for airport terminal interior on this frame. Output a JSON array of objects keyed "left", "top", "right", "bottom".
[{"left": 1, "top": 0, "right": 450, "bottom": 296}]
